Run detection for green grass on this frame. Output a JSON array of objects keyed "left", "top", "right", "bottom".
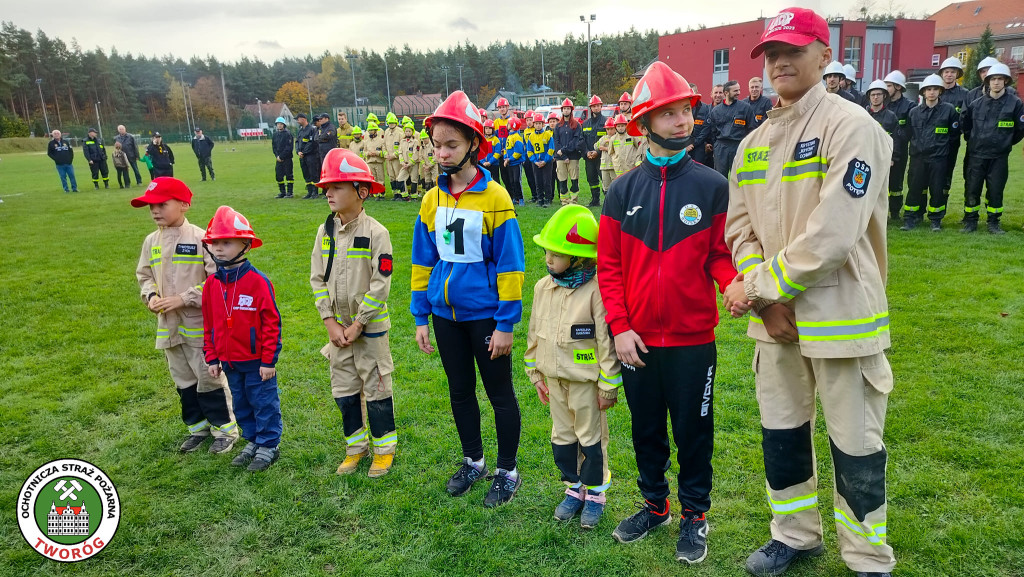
[
  {"left": 1, "top": 141, "right": 1023, "bottom": 576},
  {"left": 0, "top": 137, "right": 50, "bottom": 155}
]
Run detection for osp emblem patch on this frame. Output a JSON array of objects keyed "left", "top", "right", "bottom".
[{"left": 843, "top": 159, "right": 871, "bottom": 198}]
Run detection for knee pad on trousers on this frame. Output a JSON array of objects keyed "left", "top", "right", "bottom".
[
  {"left": 579, "top": 442, "right": 605, "bottom": 487},
  {"left": 762, "top": 423, "right": 814, "bottom": 491},
  {"left": 570, "top": 179, "right": 579, "bottom": 193},
  {"left": 558, "top": 180, "right": 568, "bottom": 194},
  {"left": 552, "top": 442, "right": 581, "bottom": 484},
  {"left": 830, "top": 437, "right": 887, "bottom": 522},
  {"left": 366, "top": 397, "right": 396, "bottom": 438},
  {"left": 177, "top": 385, "right": 203, "bottom": 426},
  {"left": 334, "top": 394, "right": 364, "bottom": 436},
  {"left": 197, "top": 388, "right": 231, "bottom": 427}
]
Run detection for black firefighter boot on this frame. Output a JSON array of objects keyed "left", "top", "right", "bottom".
[
  {"left": 589, "top": 186, "right": 601, "bottom": 207},
  {"left": 407, "top": 181, "right": 418, "bottom": 201},
  {"left": 276, "top": 183, "right": 287, "bottom": 199},
  {"left": 286, "top": 181, "right": 294, "bottom": 198},
  {"left": 302, "top": 184, "right": 315, "bottom": 199},
  {"left": 888, "top": 194, "right": 902, "bottom": 221},
  {"left": 988, "top": 215, "right": 1006, "bottom": 235}
]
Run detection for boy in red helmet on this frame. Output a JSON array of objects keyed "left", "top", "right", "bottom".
[
  {"left": 133, "top": 177, "right": 239, "bottom": 455},
  {"left": 310, "top": 148, "right": 398, "bottom": 477},
  {"left": 201, "top": 206, "right": 283, "bottom": 472},
  {"left": 608, "top": 114, "right": 640, "bottom": 178},
  {"left": 599, "top": 61, "right": 737, "bottom": 564},
  {"left": 618, "top": 91, "right": 633, "bottom": 121}
]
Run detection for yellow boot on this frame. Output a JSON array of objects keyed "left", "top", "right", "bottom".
[
  {"left": 336, "top": 450, "right": 368, "bottom": 475},
  {"left": 368, "top": 453, "right": 394, "bottom": 478}
]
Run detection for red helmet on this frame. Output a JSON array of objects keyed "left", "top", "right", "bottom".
[
  {"left": 547, "top": 112, "right": 559, "bottom": 121},
  {"left": 317, "top": 148, "right": 385, "bottom": 194},
  {"left": 509, "top": 116, "right": 523, "bottom": 131},
  {"left": 483, "top": 119, "right": 494, "bottom": 129},
  {"left": 627, "top": 61, "right": 700, "bottom": 137},
  {"left": 613, "top": 113, "right": 628, "bottom": 125},
  {"left": 619, "top": 91, "right": 633, "bottom": 104},
  {"left": 477, "top": 107, "right": 487, "bottom": 120},
  {"left": 202, "top": 205, "right": 262, "bottom": 248},
  {"left": 425, "top": 90, "right": 492, "bottom": 160},
  {"left": 526, "top": 109, "right": 534, "bottom": 117},
  {"left": 561, "top": 98, "right": 574, "bottom": 108},
  {"left": 496, "top": 97, "right": 510, "bottom": 107},
  {"left": 604, "top": 117, "right": 616, "bottom": 129},
  {"left": 588, "top": 95, "right": 603, "bottom": 106},
  {"left": 533, "top": 113, "right": 545, "bottom": 123}
]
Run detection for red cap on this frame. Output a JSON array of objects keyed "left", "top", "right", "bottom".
[
  {"left": 130, "top": 177, "right": 193, "bottom": 207},
  {"left": 751, "top": 7, "right": 830, "bottom": 59}
]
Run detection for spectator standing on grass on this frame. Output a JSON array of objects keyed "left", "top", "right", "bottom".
[
  {"left": 112, "top": 141, "right": 131, "bottom": 189},
  {"left": 272, "top": 118, "right": 295, "bottom": 199},
  {"left": 83, "top": 127, "right": 110, "bottom": 189},
  {"left": 191, "top": 128, "right": 216, "bottom": 182},
  {"left": 148, "top": 133, "right": 175, "bottom": 178},
  {"left": 47, "top": 129, "right": 78, "bottom": 193},
  {"left": 723, "top": 8, "right": 895, "bottom": 576},
  {"left": 116, "top": 125, "right": 144, "bottom": 184}
]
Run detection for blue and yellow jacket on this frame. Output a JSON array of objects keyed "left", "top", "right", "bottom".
[
  {"left": 503, "top": 131, "right": 526, "bottom": 166},
  {"left": 411, "top": 169, "right": 525, "bottom": 332},
  {"left": 526, "top": 128, "right": 554, "bottom": 164},
  {"left": 484, "top": 134, "right": 503, "bottom": 167}
]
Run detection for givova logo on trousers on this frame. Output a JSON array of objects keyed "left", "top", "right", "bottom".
[{"left": 17, "top": 459, "right": 120, "bottom": 562}]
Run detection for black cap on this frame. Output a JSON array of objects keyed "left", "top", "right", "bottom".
[
  {"left": 194, "top": 127, "right": 202, "bottom": 132},
  {"left": 316, "top": 113, "right": 329, "bottom": 120},
  {"left": 88, "top": 127, "right": 97, "bottom": 133},
  {"left": 153, "top": 132, "right": 162, "bottom": 137},
  {"left": 295, "top": 113, "right": 307, "bottom": 119}
]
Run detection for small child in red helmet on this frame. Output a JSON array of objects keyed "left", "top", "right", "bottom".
[
  {"left": 201, "top": 205, "right": 283, "bottom": 472},
  {"left": 310, "top": 148, "right": 398, "bottom": 478}
]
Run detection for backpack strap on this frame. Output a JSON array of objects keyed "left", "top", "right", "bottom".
[{"left": 323, "top": 213, "right": 337, "bottom": 282}]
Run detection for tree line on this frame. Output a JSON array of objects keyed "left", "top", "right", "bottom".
[{"left": 0, "top": 21, "right": 664, "bottom": 139}]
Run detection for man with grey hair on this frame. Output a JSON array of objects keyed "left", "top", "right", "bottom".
[
  {"left": 46, "top": 129, "right": 78, "bottom": 193},
  {"left": 115, "top": 125, "right": 143, "bottom": 184}
]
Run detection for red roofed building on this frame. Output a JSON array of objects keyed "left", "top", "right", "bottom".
[{"left": 931, "top": 0, "right": 1024, "bottom": 84}]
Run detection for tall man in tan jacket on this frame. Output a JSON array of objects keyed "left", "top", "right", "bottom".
[{"left": 723, "top": 8, "right": 895, "bottom": 577}]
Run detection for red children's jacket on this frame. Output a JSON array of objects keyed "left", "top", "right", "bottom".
[{"left": 202, "top": 261, "right": 282, "bottom": 369}]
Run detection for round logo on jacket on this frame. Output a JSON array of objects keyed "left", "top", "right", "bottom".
[
  {"left": 17, "top": 459, "right": 120, "bottom": 562},
  {"left": 680, "top": 204, "right": 702, "bottom": 226}
]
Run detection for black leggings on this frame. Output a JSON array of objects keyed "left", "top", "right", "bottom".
[{"left": 432, "top": 315, "right": 521, "bottom": 470}]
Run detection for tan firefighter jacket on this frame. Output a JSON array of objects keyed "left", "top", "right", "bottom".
[
  {"left": 310, "top": 210, "right": 393, "bottom": 332},
  {"left": 383, "top": 126, "right": 403, "bottom": 160},
  {"left": 364, "top": 132, "right": 387, "bottom": 163},
  {"left": 136, "top": 219, "right": 215, "bottom": 349},
  {"left": 609, "top": 132, "right": 640, "bottom": 175},
  {"left": 725, "top": 83, "right": 892, "bottom": 359},
  {"left": 524, "top": 276, "right": 621, "bottom": 399}
]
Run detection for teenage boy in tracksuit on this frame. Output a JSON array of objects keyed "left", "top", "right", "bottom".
[
  {"left": 527, "top": 113, "right": 555, "bottom": 207},
  {"left": 83, "top": 128, "right": 110, "bottom": 188},
  {"left": 600, "top": 62, "right": 737, "bottom": 565},
  {"left": 960, "top": 65, "right": 1024, "bottom": 234},
  {"left": 902, "top": 75, "right": 959, "bottom": 231}
]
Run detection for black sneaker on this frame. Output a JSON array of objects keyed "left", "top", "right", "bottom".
[
  {"left": 612, "top": 499, "right": 672, "bottom": 544},
  {"left": 446, "top": 458, "right": 488, "bottom": 497},
  {"left": 745, "top": 539, "right": 823, "bottom": 576},
  {"left": 231, "top": 442, "right": 257, "bottom": 467},
  {"left": 483, "top": 468, "right": 521, "bottom": 508},
  {"left": 676, "top": 510, "right": 709, "bottom": 564},
  {"left": 209, "top": 436, "right": 237, "bottom": 454},
  {"left": 179, "top": 434, "right": 209, "bottom": 453},
  {"left": 247, "top": 446, "right": 280, "bottom": 472}
]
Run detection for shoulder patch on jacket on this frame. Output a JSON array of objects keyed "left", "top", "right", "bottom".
[
  {"left": 378, "top": 253, "right": 393, "bottom": 277},
  {"left": 794, "top": 138, "right": 820, "bottom": 161},
  {"left": 843, "top": 159, "right": 871, "bottom": 198}
]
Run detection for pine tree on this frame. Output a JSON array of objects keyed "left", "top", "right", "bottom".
[{"left": 963, "top": 25, "right": 995, "bottom": 90}]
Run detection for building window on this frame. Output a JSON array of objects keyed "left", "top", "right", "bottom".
[
  {"left": 995, "top": 47, "right": 1005, "bottom": 60},
  {"left": 713, "top": 49, "right": 729, "bottom": 73},
  {"left": 843, "top": 37, "right": 862, "bottom": 73},
  {"left": 1011, "top": 46, "right": 1023, "bottom": 62},
  {"left": 932, "top": 54, "right": 941, "bottom": 66}
]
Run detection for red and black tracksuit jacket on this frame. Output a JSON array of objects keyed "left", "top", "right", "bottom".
[
  {"left": 597, "top": 154, "right": 736, "bottom": 347},
  {"left": 202, "top": 261, "right": 282, "bottom": 371}
]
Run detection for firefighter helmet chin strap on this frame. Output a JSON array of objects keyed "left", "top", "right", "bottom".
[
  {"left": 203, "top": 241, "right": 250, "bottom": 268},
  {"left": 439, "top": 147, "right": 475, "bottom": 176},
  {"left": 646, "top": 130, "right": 693, "bottom": 153}
]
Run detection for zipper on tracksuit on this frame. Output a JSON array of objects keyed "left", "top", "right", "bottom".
[
  {"left": 657, "top": 165, "right": 667, "bottom": 347},
  {"left": 442, "top": 197, "right": 459, "bottom": 320}
]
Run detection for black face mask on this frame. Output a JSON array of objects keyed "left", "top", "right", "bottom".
[
  {"left": 646, "top": 130, "right": 693, "bottom": 153},
  {"left": 439, "top": 147, "right": 475, "bottom": 176},
  {"left": 204, "top": 242, "right": 249, "bottom": 268}
]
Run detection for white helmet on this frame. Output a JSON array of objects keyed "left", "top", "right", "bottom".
[
  {"left": 939, "top": 57, "right": 964, "bottom": 77},
  {"left": 977, "top": 56, "right": 999, "bottom": 71},
  {"left": 843, "top": 64, "right": 857, "bottom": 81},
  {"left": 823, "top": 61, "right": 846, "bottom": 78},
  {"left": 867, "top": 79, "right": 888, "bottom": 94},
  {"left": 919, "top": 74, "right": 944, "bottom": 91},
  {"left": 985, "top": 62, "right": 1013, "bottom": 84},
  {"left": 883, "top": 70, "right": 907, "bottom": 88}
]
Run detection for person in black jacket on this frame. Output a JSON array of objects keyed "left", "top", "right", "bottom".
[
  {"left": 314, "top": 113, "right": 337, "bottom": 198},
  {"left": 581, "top": 96, "right": 608, "bottom": 206},
  {"left": 688, "top": 84, "right": 714, "bottom": 168},
  {"left": 115, "top": 125, "right": 144, "bottom": 184},
  {"left": 147, "top": 133, "right": 175, "bottom": 178},
  {"left": 885, "top": 70, "right": 914, "bottom": 220},
  {"left": 960, "top": 64, "right": 1024, "bottom": 234},
  {"left": 294, "top": 113, "right": 319, "bottom": 199},
  {"left": 902, "top": 74, "right": 960, "bottom": 232},
  {"left": 83, "top": 128, "right": 110, "bottom": 189},
  {"left": 937, "top": 58, "right": 970, "bottom": 197},
  {"left": 865, "top": 80, "right": 898, "bottom": 138},
  {"left": 47, "top": 129, "right": 78, "bottom": 193},
  {"left": 708, "top": 80, "right": 753, "bottom": 178},
  {"left": 191, "top": 128, "right": 215, "bottom": 181},
  {"left": 745, "top": 77, "right": 774, "bottom": 130},
  {"left": 272, "top": 118, "right": 295, "bottom": 198},
  {"left": 553, "top": 99, "right": 584, "bottom": 203}
]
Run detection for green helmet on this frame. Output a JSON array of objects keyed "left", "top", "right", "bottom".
[
  {"left": 402, "top": 116, "right": 412, "bottom": 125},
  {"left": 350, "top": 126, "right": 362, "bottom": 136},
  {"left": 367, "top": 121, "right": 380, "bottom": 132},
  {"left": 366, "top": 113, "right": 379, "bottom": 123},
  {"left": 386, "top": 112, "right": 398, "bottom": 124},
  {"left": 533, "top": 205, "right": 598, "bottom": 259},
  {"left": 419, "top": 129, "right": 429, "bottom": 139}
]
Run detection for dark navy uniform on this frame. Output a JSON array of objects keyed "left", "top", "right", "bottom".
[
  {"left": 83, "top": 134, "right": 110, "bottom": 188},
  {"left": 886, "top": 96, "right": 914, "bottom": 218},
  {"left": 296, "top": 121, "right": 319, "bottom": 197},
  {"left": 745, "top": 95, "right": 774, "bottom": 130},
  {"left": 960, "top": 92, "right": 1024, "bottom": 226},
  {"left": 272, "top": 128, "right": 294, "bottom": 197},
  {"left": 938, "top": 84, "right": 970, "bottom": 192},
  {"left": 581, "top": 113, "right": 608, "bottom": 205},
  {"left": 690, "top": 100, "right": 713, "bottom": 166},
  {"left": 904, "top": 102, "right": 959, "bottom": 225},
  {"left": 709, "top": 98, "right": 753, "bottom": 178}
]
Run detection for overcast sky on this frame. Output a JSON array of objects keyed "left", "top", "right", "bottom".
[{"left": 9, "top": 0, "right": 939, "bottom": 63}]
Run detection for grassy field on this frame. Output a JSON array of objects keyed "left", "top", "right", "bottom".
[{"left": 1, "top": 141, "right": 1023, "bottom": 577}]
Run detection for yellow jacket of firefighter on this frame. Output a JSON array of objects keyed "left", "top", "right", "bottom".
[
  {"left": 399, "top": 135, "right": 419, "bottom": 166},
  {"left": 310, "top": 210, "right": 393, "bottom": 332},
  {"left": 364, "top": 132, "right": 386, "bottom": 163},
  {"left": 725, "top": 82, "right": 892, "bottom": 359},
  {"left": 383, "top": 126, "right": 403, "bottom": 160},
  {"left": 136, "top": 219, "right": 215, "bottom": 349},
  {"left": 523, "top": 276, "right": 621, "bottom": 399},
  {"left": 348, "top": 138, "right": 365, "bottom": 160},
  {"left": 337, "top": 123, "right": 354, "bottom": 148},
  {"left": 609, "top": 132, "right": 640, "bottom": 174}
]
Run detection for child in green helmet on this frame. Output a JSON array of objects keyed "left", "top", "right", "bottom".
[{"left": 524, "top": 205, "right": 621, "bottom": 529}]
